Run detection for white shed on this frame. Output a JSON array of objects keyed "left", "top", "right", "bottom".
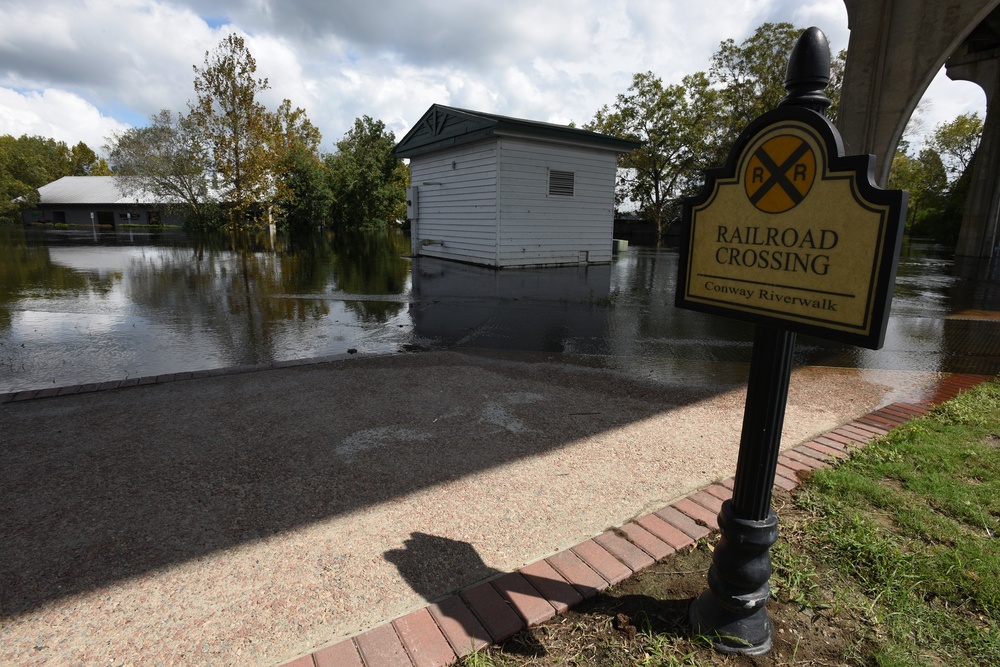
[{"left": 394, "top": 104, "right": 638, "bottom": 268}]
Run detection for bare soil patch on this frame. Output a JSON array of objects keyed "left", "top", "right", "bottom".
[{"left": 471, "top": 492, "right": 867, "bottom": 666}]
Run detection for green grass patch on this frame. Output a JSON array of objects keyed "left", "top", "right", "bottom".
[{"left": 797, "top": 379, "right": 1000, "bottom": 666}]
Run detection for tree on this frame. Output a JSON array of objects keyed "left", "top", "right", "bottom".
[
  {"left": 0, "top": 134, "right": 107, "bottom": 223},
  {"left": 888, "top": 141, "right": 948, "bottom": 232},
  {"left": 188, "top": 33, "right": 274, "bottom": 230},
  {"left": 588, "top": 23, "right": 846, "bottom": 238},
  {"left": 70, "top": 142, "right": 111, "bottom": 175},
  {"left": 269, "top": 99, "right": 330, "bottom": 231},
  {"left": 928, "top": 112, "right": 983, "bottom": 180},
  {"left": 106, "top": 110, "right": 214, "bottom": 224},
  {"left": 709, "top": 23, "right": 846, "bottom": 137},
  {"left": 325, "top": 116, "right": 408, "bottom": 228},
  {"left": 587, "top": 71, "right": 721, "bottom": 238}
]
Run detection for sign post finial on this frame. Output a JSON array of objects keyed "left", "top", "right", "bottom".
[{"left": 780, "top": 26, "right": 832, "bottom": 113}]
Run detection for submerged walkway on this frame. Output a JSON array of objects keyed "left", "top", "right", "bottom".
[{"left": 0, "top": 351, "right": 989, "bottom": 666}]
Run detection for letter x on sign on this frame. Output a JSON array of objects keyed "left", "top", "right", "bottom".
[{"left": 744, "top": 135, "right": 816, "bottom": 214}]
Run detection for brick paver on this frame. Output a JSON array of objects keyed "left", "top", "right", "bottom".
[
  {"left": 672, "top": 497, "right": 720, "bottom": 531},
  {"left": 460, "top": 581, "right": 524, "bottom": 642},
  {"left": 355, "top": 622, "right": 411, "bottom": 667},
  {"left": 313, "top": 640, "right": 364, "bottom": 667},
  {"left": 519, "top": 558, "right": 584, "bottom": 612},
  {"left": 593, "top": 530, "right": 655, "bottom": 571},
  {"left": 777, "top": 454, "right": 812, "bottom": 475},
  {"left": 654, "top": 505, "right": 711, "bottom": 540},
  {"left": 804, "top": 440, "right": 850, "bottom": 459},
  {"left": 838, "top": 423, "right": 878, "bottom": 441},
  {"left": 545, "top": 549, "right": 609, "bottom": 598},
  {"left": 784, "top": 447, "right": 829, "bottom": 468},
  {"left": 428, "top": 596, "right": 491, "bottom": 657},
  {"left": 394, "top": 607, "right": 457, "bottom": 667},
  {"left": 771, "top": 472, "right": 798, "bottom": 492},
  {"left": 822, "top": 431, "right": 862, "bottom": 448},
  {"left": 492, "top": 572, "right": 557, "bottom": 626},
  {"left": 688, "top": 490, "right": 724, "bottom": 514},
  {"left": 619, "top": 522, "right": 675, "bottom": 560},
  {"left": 636, "top": 513, "right": 695, "bottom": 550},
  {"left": 703, "top": 484, "right": 732, "bottom": 502},
  {"left": 571, "top": 539, "right": 632, "bottom": 585},
  {"left": 774, "top": 463, "right": 801, "bottom": 484}
]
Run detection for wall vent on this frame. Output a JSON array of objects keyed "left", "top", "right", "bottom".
[{"left": 548, "top": 170, "right": 575, "bottom": 196}]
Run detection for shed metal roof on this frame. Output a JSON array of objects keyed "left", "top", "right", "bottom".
[
  {"left": 35, "top": 176, "right": 163, "bottom": 205},
  {"left": 394, "top": 104, "right": 640, "bottom": 158}
]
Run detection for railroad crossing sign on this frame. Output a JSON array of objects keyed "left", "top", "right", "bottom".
[
  {"left": 745, "top": 135, "right": 816, "bottom": 213},
  {"left": 676, "top": 105, "right": 907, "bottom": 349},
  {"left": 681, "top": 26, "right": 909, "bottom": 658}
]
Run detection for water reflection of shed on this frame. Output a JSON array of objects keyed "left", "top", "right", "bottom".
[{"left": 394, "top": 104, "right": 639, "bottom": 268}]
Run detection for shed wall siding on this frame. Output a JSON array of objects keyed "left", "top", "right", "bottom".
[
  {"left": 410, "top": 142, "right": 497, "bottom": 264},
  {"left": 497, "top": 138, "right": 617, "bottom": 267}
]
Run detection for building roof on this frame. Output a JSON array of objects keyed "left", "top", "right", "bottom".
[
  {"left": 394, "top": 104, "right": 641, "bottom": 158},
  {"left": 35, "top": 176, "right": 163, "bottom": 206}
]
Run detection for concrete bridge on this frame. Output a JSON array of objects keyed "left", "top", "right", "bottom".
[{"left": 837, "top": 0, "right": 1000, "bottom": 258}]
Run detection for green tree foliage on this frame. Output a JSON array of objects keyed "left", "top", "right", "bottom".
[
  {"left": 888, "top": 112, "right": 983, "bottom": 243},
  {"left": 269, "top": 100, "right": 331, "bottom": 232},
  {"left": 105, "top": 34, "right": 329, "bottom": 232},
  {"left": 708, "top": 23, "right": 846, "bottom": 142},
  {"left": 587, "top": 71, "right": 721, "bottom": 238},
  {"left": 0, "top": 134, "right": 107, "bottom": 223},
  {"left": 710, "top": 22, "right": 804, "bottom": 131},
  {"left": 888, "top": 142, "right": 948, "bottom": 232},
  {"left": 106, "top": 110, "right": 215, "bottom": 224},
  {"left": 325, "top": 115, "right": 409, "bottom": 228},
  {"left": 591, "top": 22, "right": 845, "bottom": 236},
  {"left": 928, "top": 112, "right": 983, "bottom": 179},
  {"left": 188, "top": 33, "right": 275, "bottom": 230}
]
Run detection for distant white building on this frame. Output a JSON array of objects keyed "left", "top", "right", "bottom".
[
  {"left": 21, "top": 176, "right": 184, "bottom": 228},
  {"left": 394, "top": 104, "right": 639, "bottom": 268}
]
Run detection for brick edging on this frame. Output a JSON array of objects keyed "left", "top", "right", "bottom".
[{"left": 279, "top": 374, "right": 993, "bottom": 667}]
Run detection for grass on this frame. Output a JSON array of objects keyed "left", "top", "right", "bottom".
[{"left": 457, "top": 377, "right": 1000, "bottom": 666}]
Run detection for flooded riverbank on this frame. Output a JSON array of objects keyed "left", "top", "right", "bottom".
[{"left": 2, "top": 225, "right": 998, "bottom": 393}]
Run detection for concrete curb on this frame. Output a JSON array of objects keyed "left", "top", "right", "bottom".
[
  {"left": 0, "top": 352, "right": 387, "bottom": 404},
  {"left": 278, "top": 372, "right": 993, "bottom": 667}
]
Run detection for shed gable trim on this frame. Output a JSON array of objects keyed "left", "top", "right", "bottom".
[{"left": 394, "top": 104, "right": 640, "bottom": 158}]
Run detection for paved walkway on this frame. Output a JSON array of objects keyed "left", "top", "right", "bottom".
[
  {"left": 0, "top": 350, "right": 985, "bottom": 666},
  {"left": 281, "top": 373, "right": 990, "bottom": 667}
]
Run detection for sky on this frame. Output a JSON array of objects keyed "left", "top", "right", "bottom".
[{"left": 0, "top": 0, "right": 988, "bottom": 157}]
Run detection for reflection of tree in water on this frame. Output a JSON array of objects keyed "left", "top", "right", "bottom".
[
  {"left": 124, "top": 228, "right": 411, "bottom": 365},
  {"left": 329, "top": 228, "right": 410, "bottom": 323},
  {"left": 126, "top": 231, "right": 335, "bottom": 366},
  {"left": 0, "top": 228, "right": 117, "bottom": 329}
]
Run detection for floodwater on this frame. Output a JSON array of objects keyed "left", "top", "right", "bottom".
[{"left": 1, "top": 226, "right": 999, "bottom": 394}]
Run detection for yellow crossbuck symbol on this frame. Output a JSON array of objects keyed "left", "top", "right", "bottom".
[{"left": 744, "top": 135, "right": 816, "bottom": 213}]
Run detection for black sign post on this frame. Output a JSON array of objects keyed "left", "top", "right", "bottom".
[{"left": 679, "top": 27, "right": 906, "bottom": 654}]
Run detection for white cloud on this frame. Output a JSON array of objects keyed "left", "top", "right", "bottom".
[
  {"left": 0, "top": 88, "right": 129, "bottom": 151},
  {"left": 0, "top": 0, "right": 989, "bottom": 159}
]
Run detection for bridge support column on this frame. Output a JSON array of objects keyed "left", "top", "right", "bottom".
[
  {"left": 838, "top": 0, "right": 1000, "bottom": 186},
  {"left": 949, "top": 44, "right": 1000, "bottom": 257}
]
